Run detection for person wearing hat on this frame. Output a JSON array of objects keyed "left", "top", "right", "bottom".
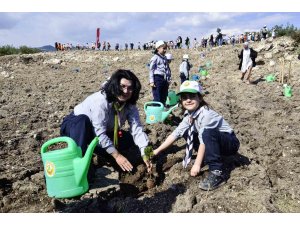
[
  {"left": 179, "top": 54, "right": 193, "bottom": 84},
  {"left": 238, "top": 42, "right": 258, "bottom": 84},
  {"left": 148, "top": 40, "right": 171, "bottom": 105},
  {"left": 150, "top": 81, "right": 240, "bottom": 190},
  {"left": 165, "top": 53, "right": 174, "bottom": 83},
  {"left": 261, "top": 25, "right": 268, "bottom": 40}
]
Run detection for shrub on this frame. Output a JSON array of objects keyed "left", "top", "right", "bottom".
[
  {"left": 291, "top": 31, "right": 300, "bottom": 44},
  {"left": 0, "top": 45, "right": 41, "bottom": 56},
  {"left": 19, "top": 46, "right": 41, "bottom": 54},
  {"left": 272, "top": 23, "right": 298, "bottom": 37},
  {"left": 0, "top": 45, "right": 19, "bottom": 56}
]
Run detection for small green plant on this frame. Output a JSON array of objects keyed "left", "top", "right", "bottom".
[{"left": 143, "top": 146, "right": 154, "bottom": 160}]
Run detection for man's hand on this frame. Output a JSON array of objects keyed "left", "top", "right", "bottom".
[{"left": 112, "top": 152, "right": 133, "bottom": 172}]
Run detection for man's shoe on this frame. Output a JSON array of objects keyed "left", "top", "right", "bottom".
[{"left": 199, "top": 170, "right": 225, "bottom": 191}]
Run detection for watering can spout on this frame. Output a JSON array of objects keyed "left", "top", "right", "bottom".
[
  {"left": 162, "top": 104, "right": 178, "bottom": 121},
  {"left": 73, "top": 137, "right": 99, "bottom": 185}
]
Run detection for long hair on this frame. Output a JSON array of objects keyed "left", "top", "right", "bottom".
[
  {"left": 179, "top": 93, "right": 210, "bottom": 114},
  {"left": 101, "top": 69, "right": 141, "bottom": 105}
]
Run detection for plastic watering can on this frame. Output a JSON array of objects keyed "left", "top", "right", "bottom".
[
  {"left": 265, "top": 74, "right": 276, "bottom": 82},
  {"left": 200, "top": 69, "right": 208, "bottom": 76},
  {"left": 206, "top": 61, "right": 212, "bottom": 69},
  {"left": 283, "top": 84, "right": 292, "bottom": 97},
  {"left": 191, "top": 74, "right": 200, "bottom": 81},
  {"left": 41, "top": 136, "right": 99, "bottom": 198},
  {"left": 165, "top": 90, "right": 179, "bottom": 106},
  {"left": 144, "top": 101, "right": 178, "bottom": 124}
]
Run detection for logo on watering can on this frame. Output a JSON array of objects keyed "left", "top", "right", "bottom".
[
  {"left": 149, "top": 115, "right": 156, "bottom": 122},
  {"left": 45, "top": 161, "right": 55, "bottom": 177}
]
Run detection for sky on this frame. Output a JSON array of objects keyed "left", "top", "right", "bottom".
[{"left": 0, "top": 12, "right": 300, "bottom": 48}]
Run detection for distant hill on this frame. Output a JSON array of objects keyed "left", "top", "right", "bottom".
[{"left": 38, "top": 45, "right": 56, "bottom": 52}]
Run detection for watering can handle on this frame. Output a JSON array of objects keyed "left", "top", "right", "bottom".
[
  {"left": 41, "top": 136, "right": 77, "bottom": 154},
  {"left": 144, "top": 101, "right": 164, "bottom": 112}
]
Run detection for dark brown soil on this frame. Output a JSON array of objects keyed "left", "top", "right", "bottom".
[{"left": 0, "top": 36, "right": 300, "bottom": 212}]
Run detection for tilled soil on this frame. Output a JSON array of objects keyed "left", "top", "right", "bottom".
[{"left": 0, "top": 37, "right": 300, "bottom": 212}]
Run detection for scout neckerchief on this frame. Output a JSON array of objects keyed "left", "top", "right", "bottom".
[
  {"left": 182, "top": 108, "right": 202, "bottom": 168},
  {"left": 113, "top": 102, "right": 126, "bottom": 148}
]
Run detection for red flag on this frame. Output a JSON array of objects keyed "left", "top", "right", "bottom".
[{"left": 96, "top": 28, "right": 100, "bottom": 48}]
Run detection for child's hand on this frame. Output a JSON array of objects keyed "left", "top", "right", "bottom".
[
  {"left": 150, "top": 82, "right": 155, "bottom": 87},
  {"left": 190, "top": 164, "right": 201, "bottom": 177}
]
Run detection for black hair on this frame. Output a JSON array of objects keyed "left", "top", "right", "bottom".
[{"left": 101, "top": 69, "right": 141, "bottom": 105}]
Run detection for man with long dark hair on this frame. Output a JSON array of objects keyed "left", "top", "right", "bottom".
[{"left": 60, "top": 69, "right": 151, "bottom": 173}]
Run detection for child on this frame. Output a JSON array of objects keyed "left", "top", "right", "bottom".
[
  {"left": 179, "top": 54, "right": 192, "bottom": 84},
  {"left": 152, "top": 81, "right": 240, "bottom": 190},
  {"left": 149, "top": 40, "right": 171, "bottom": 105},
  {"left": 165, "top": 53, "right": 173, "bottom": 84}
]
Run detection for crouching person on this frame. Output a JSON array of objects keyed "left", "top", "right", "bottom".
[
  {"left": 60, "top": 69, "right": 152, "bottom": 176},
  {"left": 152, "top": 81, "right": 240, "bottom": 190}
]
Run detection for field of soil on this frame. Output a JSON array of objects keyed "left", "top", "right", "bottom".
[{"left": 0, "top": 36, "right": 300, "bottom": 213}]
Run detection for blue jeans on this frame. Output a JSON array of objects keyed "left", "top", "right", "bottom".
[
  {"left": 152, "top": 75, "right": 168, "bottom": 105},
  {"left": 183, "top": 128, "right": 240, "bottom": 171}
]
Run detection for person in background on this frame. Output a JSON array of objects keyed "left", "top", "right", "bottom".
[
  {"left": 179, "top": 54, "right": 192, "bottom": 84},
  {"left": 238, "top": 42, "right": 257, "bottom": 84},
  {"left": 165, "top": 53, "right": 174, "bottom": 85},
  {"left": 149, "top": 40, "right": 170, "bottom": 105}
]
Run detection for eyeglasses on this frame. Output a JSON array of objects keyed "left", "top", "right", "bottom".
[{"left": 120, "top": 84, "right": 133, "bottom": 92}]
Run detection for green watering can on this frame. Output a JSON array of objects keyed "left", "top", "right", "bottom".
[
  {"left": 265, "top": 74, "right": 276, "bottom": 82},
  {"left": 283, "top": 84, "right": 292, "bottom": 97},
  {"left": 200, "top": 69, "right": 208, "bottom": 76},
  {"left": 144, "top": 101, "right": 178, "bottom": 124},
  {"left": 41, "top": 136, "right": 99, "bottom": 198},
  {"left": 206, "top": 61, "right": 212, "bottom": 69},
  {"left": 165, "top": 90, "right": 179, "bottom": 106}
]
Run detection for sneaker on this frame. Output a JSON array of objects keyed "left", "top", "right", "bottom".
[{"left": 199, "top": 170, "right": 225, "bottom": 191}]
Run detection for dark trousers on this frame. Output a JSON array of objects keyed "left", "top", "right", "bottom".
[
  {"left": 180, "top": 73, "right": 187, "bottom": 84},
  {"left": 60, "top": 112, "right": 95, "bottom": 155},
  {"left": 60, "top": 112, "right": 143, "bottom": 167},
  {"left": 184, "top": 128, "right": 240, "bottom": 171},
  {"left": 152, "top": 75, "right": 168, "bottom": 105}
]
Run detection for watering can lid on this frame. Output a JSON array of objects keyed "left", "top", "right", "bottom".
[{"left": 177, "top": 81, "right": 204, "bottom": 95}]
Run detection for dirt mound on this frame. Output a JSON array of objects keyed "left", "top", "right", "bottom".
[{"left": 1, "top": 37, "right": 300, "bottom": 212}]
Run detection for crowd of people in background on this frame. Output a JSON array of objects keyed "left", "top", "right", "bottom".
[{"left": 54, "top": 25, "right": 276, "bottom": 52}]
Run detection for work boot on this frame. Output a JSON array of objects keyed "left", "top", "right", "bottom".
[{"left": 199, "top": 170, "right": 225, "bottom": 191}]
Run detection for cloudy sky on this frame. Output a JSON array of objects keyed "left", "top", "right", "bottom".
[{"left": 1, "top": 1, "right": 300, "bottom": 48}]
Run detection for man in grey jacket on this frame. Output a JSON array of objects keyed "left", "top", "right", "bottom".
[{"left": 60, "top": 69, "right": 151, "bottom": 173}]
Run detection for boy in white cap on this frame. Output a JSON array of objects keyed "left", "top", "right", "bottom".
[
  {"left": 165, "top": 53, "right": 173, "bottom": 83},
  {"left": 179, "top": 54, "right": 193, "bottom": 84},
  {"left": 150, "top": 81, "right": 240, "bottom": 190},
  {"left": 149, "top": 40, "right": 171, "bottom": 105}
]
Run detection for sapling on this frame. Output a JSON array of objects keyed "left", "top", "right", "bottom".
[{"left": 143, "top": 145, "right": 156, "bottom": 189}]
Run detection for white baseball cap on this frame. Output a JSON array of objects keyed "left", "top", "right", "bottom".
[
  {"left": 183, "top": 54, "right": 189, "bottom": 59},
  {"left": 155, "top": 40, "right": 165, "bottom": 49},
  {"left": 165, "top": 53, "right": 173, "bottom": 60},
  {"left": 177, "top": 81, "right": 204, "bottom": 95}
]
